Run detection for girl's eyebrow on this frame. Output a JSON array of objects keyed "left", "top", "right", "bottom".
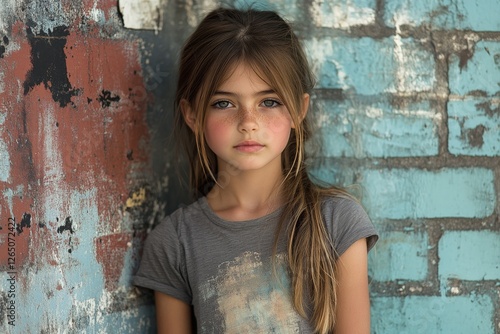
[{"left": 212, "top": 89, "right": 276, "bottom": 96}]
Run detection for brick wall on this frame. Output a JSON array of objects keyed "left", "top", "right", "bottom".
[{"left": 291, "top": 0, "right": 500, "bottom": 333}]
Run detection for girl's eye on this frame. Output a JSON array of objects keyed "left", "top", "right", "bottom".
[
  {"left": 212, "top": 100, "right": 233, "bottom": 109},
  {"left": 261, "top": 99, "right": 281, "bottom": 108}
]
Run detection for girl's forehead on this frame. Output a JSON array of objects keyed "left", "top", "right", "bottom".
[{"left": 216, "top": 61, "right": 274, "bottom": 91}]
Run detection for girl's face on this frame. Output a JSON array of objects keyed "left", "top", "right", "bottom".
[{"left": 202, "top": 62, "right": 295, "bottom": 174}]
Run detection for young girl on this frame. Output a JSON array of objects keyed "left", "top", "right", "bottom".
[{"left": 134, "top": 7, "right": 378, "bottom": 334}]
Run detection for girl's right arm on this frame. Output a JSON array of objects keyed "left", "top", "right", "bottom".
[{"left": 155, "top": 291, "right": 192, "bottom": 334}]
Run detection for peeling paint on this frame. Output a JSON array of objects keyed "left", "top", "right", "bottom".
[
  {"left": 125, "top": 188, "right": 146, "bottom": 208},
  {"left": 0, "top": 0, "right": 152, "bottom": 331},
  {"left": 23, "top": 25, "right": 79, "bottom": 108},
  {"left": 15, "top": 212, "right": 31, "bottom": 234},
  {"left": 466, "top": 124, "right": 485, "bottom": 148},
  {"left": 476, "top": 100, "right": 500, "bottom": 117},
  {"left": 118, "top": 0, "right": 163, "bottom": 31},
  {"left": 310, "top": 0, "right": 376, "bottom": 29},
  {"left": 0, "top": 137, "right": 10, "bottom": 182},
  {"left": 457, "top": 33, "right": 479, "bottom": 71}
]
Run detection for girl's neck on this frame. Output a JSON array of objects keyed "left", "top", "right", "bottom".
[{"left": 206, "top": 163, "right": 285, "bottom": 221}]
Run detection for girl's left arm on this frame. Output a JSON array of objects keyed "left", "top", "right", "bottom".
[{"left": 334, "top": 238, "right": 371, "bottom": 334}]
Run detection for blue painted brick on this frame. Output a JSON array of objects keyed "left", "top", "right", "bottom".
[
  {"left": 361, "top": 168, "right": 496, "bottom": 219},
  {"left": 232, "top": 0, "right": 378, "bottom": 29},
  {"left": 448, "top": 98, "right": 500, "bottom": 156},
  {"left": 449, "top": 41, "right": 500, "bottom": 96},
  {"left": 308, "top": 164, "right": 355, "bottom": 188},
  {"left": 371, "top": 295, "right": 495, "bottom": 334},
  {"left": 439, "top": 231, "right": 500, "bottom": 281},
  {"left": 304, "top": 37, "right": 435, "bottom": 95},
  {"left": 314, "top": 99, "right": 439, "bottom": 158},
  {"left": 368, "top": 230, "right": 428, "bottom": 281},
  {"left": 384, "top": 0, "right": 500, "bottom": 31}
]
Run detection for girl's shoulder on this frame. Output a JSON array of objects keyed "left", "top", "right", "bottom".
[
  {"left": 148, "top": 198, "right": 205, "bottom": 237},
  {"left": 320, "top": 194, "right": 367, "bottom": 217},
  {"left": 320, "top": 194, "right": 378, "bottom": 255},
  {"left": 167, "top": 197, "right": 205, "bottom": 223}
]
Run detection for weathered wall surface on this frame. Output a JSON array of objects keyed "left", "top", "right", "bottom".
[
  {"left": 297, "top": 0, "right": 500, "bottom": 333},
  {"left": 0, "top": 0, "right": 499, "bottom": 333},
  {"left": 0, "top": 0, "right": 173, "bottom": 332}
]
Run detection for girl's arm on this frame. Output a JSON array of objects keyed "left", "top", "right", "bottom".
[
  {"left": 335, "top": 238, "right": 371, "bottom": 334},
  {"left": 155, "top": 291, "right": 192, "bottom": 334}
]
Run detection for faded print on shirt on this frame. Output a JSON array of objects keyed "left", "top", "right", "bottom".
[{"left": 199, "top": 251, "right": 304, "bottom": 333}]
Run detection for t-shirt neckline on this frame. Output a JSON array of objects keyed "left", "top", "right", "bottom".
[{"left": 197, "top": 196, "right": 284, "bottom": 229}]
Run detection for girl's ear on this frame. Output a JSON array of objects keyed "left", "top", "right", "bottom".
[
  {"left": 181, "top": 99, "right": 196, "bottom": 131},
  {"left": 300, "top": 93, "right": 310, "bottom": 123},
  {"left": 291, "top": 93, "right": 309, "bottom": 129}
]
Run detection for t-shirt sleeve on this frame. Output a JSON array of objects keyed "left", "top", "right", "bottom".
[
  {"left": 132, "top": 217, "right": 192, "bottom": 304},
  {"left": 324, "top": 196, "right": 378, "bottom": 257}
]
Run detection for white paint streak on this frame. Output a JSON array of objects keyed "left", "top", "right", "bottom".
[
  {"left": 184, "top": 0, "right": 218, "bottom": 28},
  {"left": 0, "top": 0, "right": 22, "bottom": 33},
  {"left": 0, "top": 138, "right": 10, "bottom": 182},
  {"left": 393, "top": 109, "right": 442, "bottom": 122},
  {"left": 393, "top": 34, "right": 407, "bottom": 93},
  {"left": 304, "top": 38, "right": 330, "bottom": 80},
  {"left": 392, "top": 9, "right": 413, "bottom": 29},
  {"left": 40, "top": 104, "right": 64, "bottom": 184},
  {"left": 119, "top": 0, "right": 163, "bottom": 31},
  {"left": 90, "top": 5, "right": 105, "bottom": 25},
  {"left": 0, "top": 71, "right": 4, "bottom": 94},
  {"left": 310, "top": 0, "right": 375, "bottom": 29},
  {"left": 305, "top": 38, "right": 349, "bottom": 90},
  {"left": 25, "top": 0, "right": 70, "bottom": 34},
  {"left": 364, "top": 107, "right": 384, "bottom": 118},
  {"left": 0, "top": 107, "right": 9, "bottom": 182},
  {"left": 392, "top": 34, "right": 436, "bottom": 93}
]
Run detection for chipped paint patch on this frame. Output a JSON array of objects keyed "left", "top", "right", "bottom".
[
  {"left": 118, "top": 0, "right": 163, "bottom": 31},
  {"left": 0, "top": 1, "right": 152, "bottom": 331},
  {"left": 125, "top": 188, "right": 146, "bottom": 208},
  {"left": 310, "top": 0, "right": 376, "bottom": 29},
  {"left": 0, "top": 137, "right": 10, "bottom": 182},
  {"left": 184, "top": 0, "right": 218, "bottom": 27}
]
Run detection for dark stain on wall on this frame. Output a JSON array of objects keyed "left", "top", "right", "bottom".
[
  {"left": 458, "top": 48, "right": 474, "bottom": 71},
  {"left": 494, "top": 53, "right": 500, "bottom": 66},
  {"left": 56, "top": 216, "right": 75, "bottom": 234},
  {"left": 98, "top": 90, "right": 121, "bottom": 108},
  {"left": 0, "top": 36, "right": 7, "bottom": 58},
  {"left": 19, "top": 107, "right": 37, "bottom": 183},
  {"left": 15, "top": 213, "right": 32, "bottom": 234},
  {"left": 467, "top": 125, "right": 485, "bottom": 148},
  {"left": 476, "top": 101, "right": 500, "bottom": 117},
  {"left": 23, "top": 24, "right": 79, "bottom": 108}
]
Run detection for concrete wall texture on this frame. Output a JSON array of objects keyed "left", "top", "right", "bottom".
[{"left": 0, "top": 0, "right": 498, "bottom": 333}]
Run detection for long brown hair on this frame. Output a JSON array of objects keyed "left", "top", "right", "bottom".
[{"left": 174, "top": 8, "right": 350, "bottom": 333}]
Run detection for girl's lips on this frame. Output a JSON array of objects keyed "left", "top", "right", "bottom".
[{"left": 234, "top": 141, "right": 264, "bottom": 152}]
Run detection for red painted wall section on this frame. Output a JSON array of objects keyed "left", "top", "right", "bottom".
[{"left": 0, "top": 0, "right": 156, "bottom": 331}]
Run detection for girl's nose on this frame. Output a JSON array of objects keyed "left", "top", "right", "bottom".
[{"left": 238, "top": 107, "right": 259, "bottom": 132}]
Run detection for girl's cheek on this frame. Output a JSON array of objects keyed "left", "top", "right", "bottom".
[
  {"left": 205, "top": 116, "right": 232, "bottom": 142},
  {"left": 266, "top": 113, "right": 293, "bottom": 131}
]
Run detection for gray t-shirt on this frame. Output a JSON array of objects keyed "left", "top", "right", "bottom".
[{"left": 133, "top": 196, "right": 378, "bottom": 333}]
